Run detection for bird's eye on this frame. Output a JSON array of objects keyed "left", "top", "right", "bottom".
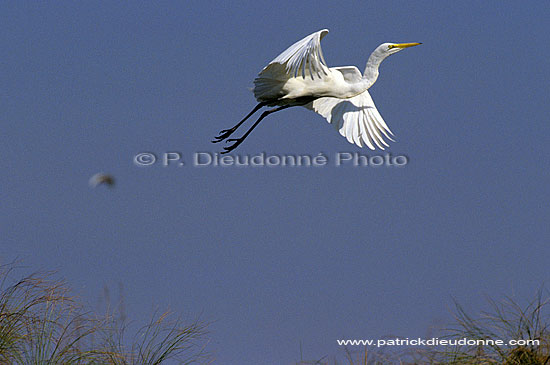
[{"left": 388, "top": 45, "right": 395, "bottom": 49}]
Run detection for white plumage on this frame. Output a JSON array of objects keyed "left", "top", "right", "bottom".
[
  {"left": 270, "top": 29, "right": 329, "bottom": 80},
  {"left": 305, "top": 91, "right": 394, "bottom": 150},
  {"left": 213, "top": 29, "right": 420, "bottom": 153}
]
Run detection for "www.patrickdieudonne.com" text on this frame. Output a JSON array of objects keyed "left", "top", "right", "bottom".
[{"left": 337, "top": 337, "right": 540, "bottom": 348}]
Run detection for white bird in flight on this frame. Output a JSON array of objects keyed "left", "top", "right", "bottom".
[
  {"left": 89, "top": 173, "right": 115, "bottom": 188},
  {"left": 213, "top": 29, "right": 420, "bottom": 153}
]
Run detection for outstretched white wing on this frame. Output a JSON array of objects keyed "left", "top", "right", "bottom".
[
  {"left": 262, "top": 29, "right": 330, "bottom": 80},
  {"left": 305, "top": 91, "right": 395, "bottom": 150}
]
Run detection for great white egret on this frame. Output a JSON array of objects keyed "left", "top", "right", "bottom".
[{"left": 213, "top": 29, "right": 420, "bottom": 153}]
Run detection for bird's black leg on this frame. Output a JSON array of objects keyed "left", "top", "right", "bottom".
[
  {"left": 212, "top": 102, "right": 267, "bottom": 143},
  {"left": 222, "top": 104, "right": 293, "bottom": 154}
]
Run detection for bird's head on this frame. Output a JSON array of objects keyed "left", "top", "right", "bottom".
[
  {"left": 376, "top": 42, "right": 422, "bottom": 58},
  {"left": 363, "top": 42, "right": 421, "bottom": 87}
]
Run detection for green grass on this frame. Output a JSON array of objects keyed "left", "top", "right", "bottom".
[{"left": 0, "top": 263, "right": 210, "bottom": 364}]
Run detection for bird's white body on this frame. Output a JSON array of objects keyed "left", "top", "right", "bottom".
[{"left": 255, "top": 65, "right": 367, "bottom": 101}]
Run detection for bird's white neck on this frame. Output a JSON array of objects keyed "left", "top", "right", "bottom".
[
  {"left": 362, "top": 49, "right": 390, "bottom": 89},
  {"left": 363, "top": 65, "right": 379, "bottom": 89}
]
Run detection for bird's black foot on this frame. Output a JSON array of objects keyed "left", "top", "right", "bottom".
[
  {"left": 211, "top": 128, "right": 236, "bottom": 143},
  {"left": 221, "top": 138, "right": 244, "bottom": 154}
]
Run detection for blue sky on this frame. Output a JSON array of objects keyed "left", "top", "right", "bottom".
[{"left": 2, "top": 1, "right": 550, "bottom": 363}]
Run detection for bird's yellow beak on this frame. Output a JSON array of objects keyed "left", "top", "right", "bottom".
[{"left": 391, "top": 43, "right": 422, "bottom": 49}]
